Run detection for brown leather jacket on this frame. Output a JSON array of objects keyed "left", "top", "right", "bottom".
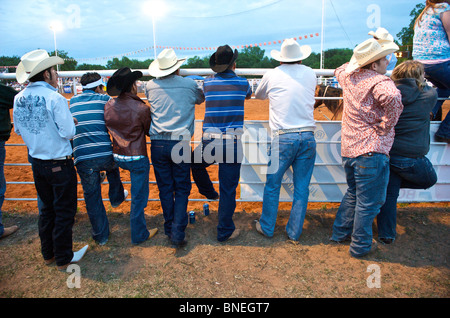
[{"left": 104, "top": 92, "right": 151, "bottom": 157}]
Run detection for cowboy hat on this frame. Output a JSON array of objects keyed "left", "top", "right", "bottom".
[
  {"left": 346, "top": 38, "right": 399, "bottom": 73},
  {"left": 106, "top": 67, "right": 143, "bottom": 96},
  {"left": 209, "top": 45, "right": 238, "bottom": 73},
  {"left": 271, "top": 38, "right": 311, "bottom": 62},
  {"left": 148, "top": 48, "right": 186, "bottom": 78},
  {"left": 368, "top": 27, "right": 394, "bottom": 44},
  {"left": 16, "top": 49, "right": 64, "bottom": 84}
]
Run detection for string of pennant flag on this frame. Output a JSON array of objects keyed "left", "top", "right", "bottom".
[{"left": 64, "top": 33, "right": 320, "bottom": 62}]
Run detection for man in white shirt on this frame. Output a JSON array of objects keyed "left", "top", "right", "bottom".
[
  {"left": 254, "top": 39, "right": 317, "bottom": 241},
  {"left": 13, "top": 50, "right": 88, "bottom": 271}
]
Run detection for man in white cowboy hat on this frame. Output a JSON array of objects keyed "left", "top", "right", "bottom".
[
  {"left": 369, "top": 27, "right": 398, "bottom": 71},
  {"left": 253, "top": 38, "right": 317, "bottom": 241},
  {"left": 104, "top": 67, "right": 158, "bottom": 245},
  {"left": 329, "top": 38, "right": 403, "bottom": 258},
  {"left": 13, "top": 49, "right": 88, "bottom": 271},
  {"left": 145, "top": 48, "right": 204, "bottom": 248},
  {"left": 191, "top": 45, "right": 252, "bottom": 242}
]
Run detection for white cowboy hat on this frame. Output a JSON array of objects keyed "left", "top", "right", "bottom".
[
  {"left": 346, "top": 38, "right": 399, "bottom": 73},
  {"left": 148, "top": 48, "right": 186, "bottom": 78},
  {"left": 271, "top": 38, "right": 311, "bottom": 62},
  {"left": 16, "top": 49, "right": 64, "bottom": 84},
  {"left": 368, "top": 27, "right": 394, "bottom": 44}
]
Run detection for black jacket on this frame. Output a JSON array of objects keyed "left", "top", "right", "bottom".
[
  {"left": 0, "top": 83, "right": 18, "bottom": 142},
  {"left": 390, "top": 78, "right": 438, "bottom": 158}
]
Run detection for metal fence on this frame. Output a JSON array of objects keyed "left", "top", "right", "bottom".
[{"left": 1, "top": 68, "right": 449, "bottom": 203}]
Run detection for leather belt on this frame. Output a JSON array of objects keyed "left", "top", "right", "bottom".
[
  {"left": 53, "top": 155, "right": 73, "bottom": 160},
  {"left": 274, "top": 127, "right": 315, "bottom": 136},
  {"left": 361, "top": 152, "right": 385, "bottom": 157}
]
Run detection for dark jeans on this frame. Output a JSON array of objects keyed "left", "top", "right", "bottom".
[
  {"left": 377, "top": 155, "right": 437, "bottom": 240},
  {"left": 191, "top": 138, "right": 242, "bottom": 241},
  {"left": 76, "top": 156, "right": 125, "bottom": 244},
  {"left": 31, "top": 157, "right": 78, "bottom": 266},
  {"left": 424, "top": 61, "right": 450, "bottom": 139},
  {"left": 151, "top": 140, "right": 191, "bottom": 243},
  {"left": 115, "top": 157, "right": 150, "bottom": 244}
]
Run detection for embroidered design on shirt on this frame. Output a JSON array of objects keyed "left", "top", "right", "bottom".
[{"left": 14, "top": 95, "right": 48, "bottom": 135}]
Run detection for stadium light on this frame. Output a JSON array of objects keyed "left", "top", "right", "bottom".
[
  {"left": 49, "top": 21, "right": 64, "bottom": 72},
  {"left": 144, "top": 0, "right": 168, "bottom": 60}
]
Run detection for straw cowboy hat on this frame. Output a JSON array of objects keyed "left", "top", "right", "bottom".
[
  {"left": 271, "top": 38, "right": 312, "bottom": 62},
  {"left": 16, "top": 49, "right": 64, "bottom": 84},
  {"left": 346, "top": 38, "right": 399, "bottom": 73},
  {"left": 106, "top": 67, "right": 143, "bottom": 96},
  {"left": 148, "top": 48, "right": 186, "bottom": 78},
  {"left": 368, "top": 27, "right": 394, "bottom": 44},
  {"left": 209, "top": 45, "right": 239, "bottom": 73}
]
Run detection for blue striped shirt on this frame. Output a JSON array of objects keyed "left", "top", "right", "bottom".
[
  {"left": 69, "top": 90, "right": 113, "bottom": 164},
  {"left": 202, "top": 70, "right": 252, "bottom": 133}
]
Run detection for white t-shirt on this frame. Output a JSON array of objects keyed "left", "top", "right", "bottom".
[{"left": 255, "top": 64, "right": 317, "bottom": 131}]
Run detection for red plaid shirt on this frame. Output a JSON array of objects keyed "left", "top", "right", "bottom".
[{"left": 335, "top": 63, "right": 403, "bottom": 158}]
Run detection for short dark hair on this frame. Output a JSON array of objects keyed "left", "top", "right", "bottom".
[
  {"left": 361, "top": 58, "right": 382, "bottom": 70},
  {"left": 80, "top": 72, "right": 102, "bottom": 91},
  {"left": 29, "top": 67, "right": 52, "bottom": 83},
  {"left": 121, "top": 81, "right": 135, "bottom": 93}
]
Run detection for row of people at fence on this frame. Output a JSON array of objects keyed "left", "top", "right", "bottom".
[{"left": 0, "top": 26, "right": 441, "bottom": 270}]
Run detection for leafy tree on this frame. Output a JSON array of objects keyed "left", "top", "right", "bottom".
[
  {"left": 236, "top": 46, "right": 265, "bottom": 68},
  {"left": 324, "top": 48, "right": 353, "bottom": 69},
  {"left": 183, "top": 55, "right": 209, "bottom": 68},
  {"left": 76, "top": 63, "right": 106, "bottom": 70},
  {"left": 302, "top": 52, "right": 320, "bottom": 69},
  {"left": 301, "top": 49, "right": 353, "bottom": 70},
  {"left": 0, "top": 55, "right": 20, "bottom": 73},
  {"left": 49, "top": 50, "right": 78, "bottom": 71},
  {"left": 105, "top": 56, "right": 153, "bottom": 70},
  {"left": 395, "top": 2, "right": 425, "bottom": 63},
  {"left": 397, "top": 3, "right": 425, "bottom": 48}
]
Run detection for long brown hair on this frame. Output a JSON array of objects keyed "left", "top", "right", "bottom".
[
  {"left": 415, "top": 0, "right": 448, "bottom": 28},
  {"left": 391, "top": 60, "right": 426, "bottom": 90}
]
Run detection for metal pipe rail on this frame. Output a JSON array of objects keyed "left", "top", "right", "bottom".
[{"left": 0, "top": 68, "right": 340, "bottom": 80}]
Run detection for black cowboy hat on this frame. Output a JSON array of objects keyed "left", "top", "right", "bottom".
[
  {"left": 107, "top": 67, "right": 143, "bottom": 96},
  {"left": 209, "top": 45, "right": 239, "bottom": 73}
]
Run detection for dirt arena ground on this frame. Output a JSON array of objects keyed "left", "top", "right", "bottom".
[{"left": 0, "top": 95, "right": 448, "bottom": 301}]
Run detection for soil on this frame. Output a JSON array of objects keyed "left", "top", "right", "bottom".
[{"left": 0, "top": 96, "right": 449, "bottom": 300}]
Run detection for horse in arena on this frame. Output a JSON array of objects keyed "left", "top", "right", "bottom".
[{"left": 314, "top": 84, "right": 343, "bottom": 120}]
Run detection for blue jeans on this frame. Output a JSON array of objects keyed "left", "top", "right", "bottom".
[
  {"left": 115, "top": 157, "right": 150, "bottom": 244},
  {"left": 377, "top": 155, "right": 437, "bottom": 240},
  {"left": 151, "top": 140, "right": 191, "bottom": 244},
  {"left": 191, "top": 138, "right": 242, "bottom": 241},
  {"left": 76, "top": 156, "right": 125, "bottom": 244},
  {"left": 331, "top": 153, "right": 389, "bottom": 257},
  {"left": 0, "top": 141, "right": 5, "bottom": 236},
  {"left": 424, "top": 61, "right": 450, "bottom": 139},
  {"left": 31, "top": 157, "right": 78, "bottom": 266},
  {"left": 259, "top": 132, "right": 316, "bottom": 240}
]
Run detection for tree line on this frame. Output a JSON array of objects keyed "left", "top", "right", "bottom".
[{"left": 0, "top": 46, "right": 353, "bottom": 75}]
